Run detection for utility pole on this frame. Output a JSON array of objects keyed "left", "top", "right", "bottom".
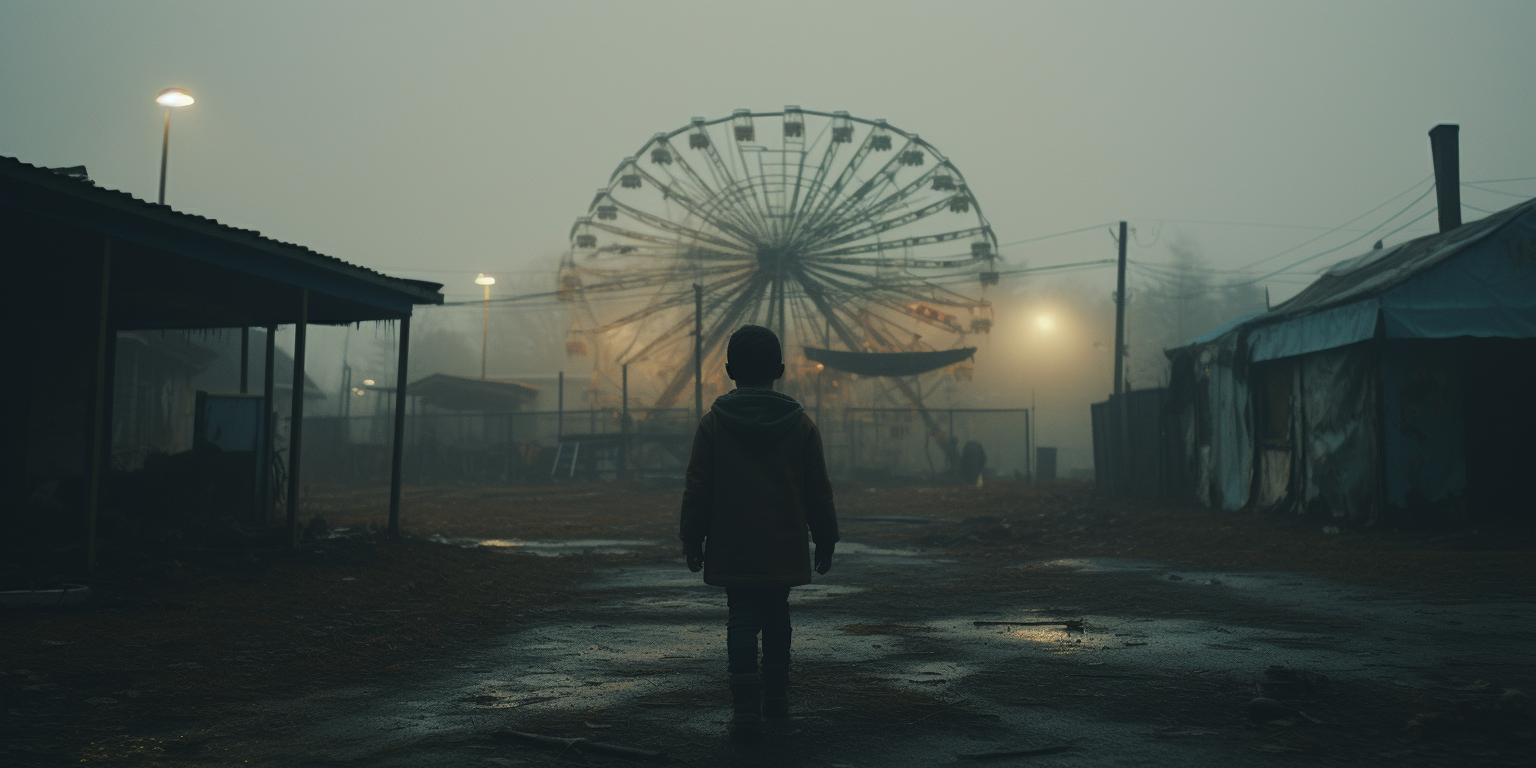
[
  {"left": 693, "top": 283, "right": 704, "bottom": 421},
  {"left": 1112, "top": 222, "right": 1130, "bottom": 494},
  {"left": 620, "top": 363, "right": 629, "bottom": 479},
  {"left": 1112, "top": 221, "right": 1128, "bottom": 396}
]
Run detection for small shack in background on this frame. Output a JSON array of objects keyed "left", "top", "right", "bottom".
[
  {"left": 1, "top": 156, "right": 442, "bottom": 571},
  {"left": 1160, "top": 127, "right": 1536, "bottom": 525}
]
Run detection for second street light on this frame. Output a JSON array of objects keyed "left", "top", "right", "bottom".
[
  {"left": 476, "top": 273, "right": 495, "bottom": 379},
  {"left": 155, "top": 87, "right": 194, "bottom": 205}
]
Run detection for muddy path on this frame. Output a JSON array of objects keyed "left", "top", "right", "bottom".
[{"left": 153, "top": 511, "right": 1533, "bottom": 767}]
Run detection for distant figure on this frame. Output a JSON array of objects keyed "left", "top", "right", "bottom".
[
  {"left": 679, "top": 325, "right": 839, "bottom": 741},
  {"left": 960, "top": 440, "right": 987, "bottom": 486}
]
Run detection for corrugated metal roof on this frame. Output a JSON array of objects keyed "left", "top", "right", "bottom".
[{"left": 0, "top": 154, "right": 443, "bottom": 303}]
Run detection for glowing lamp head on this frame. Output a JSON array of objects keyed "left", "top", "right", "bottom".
[
  {"left": 1036, "top": 315, "right": 1056, "bottom": 331},
  {"left": 475, "top": 273, "right": 496, "bottom": 286},
  {"left": 155, "top": 88, "right": 194, "bottom": 108},
  {"left": 363, "top": 379, "right": 376, "bottom": 386}
]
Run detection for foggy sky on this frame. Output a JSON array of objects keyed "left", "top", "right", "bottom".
[{"left": 4, "top": 0, "right": 1534, "bottom": 471}]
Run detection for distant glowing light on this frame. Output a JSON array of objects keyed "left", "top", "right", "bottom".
[
  {"left": 363, "top": 379, "right": 376, "bottom": 386},
  {"left": 1036, "top": 315, "right": 1056, "bottom": 331},
  {"left": 475, "top": 273, "right": 496, "bottom": 286},
  {"left": 156, "top": 87, "right": 194, "bottom": 108}
]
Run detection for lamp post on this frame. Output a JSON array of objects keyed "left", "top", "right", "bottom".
[
  {"left": 154, "top": 87, "right": 194, "bottom": 205},
  {"left": 476, "top": 273, "right": 495, "bottom": 380}
]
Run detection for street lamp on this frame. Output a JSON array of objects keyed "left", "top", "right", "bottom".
[
  {"left": 155, "top": 87, "right": 194, "bottom": 205},
  {"left": 476, "top": 273, "right": 496, "bottom": 379}
]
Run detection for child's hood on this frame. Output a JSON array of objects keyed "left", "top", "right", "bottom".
[{"left": 710, "top": 388, "right": 805, "bottom": 444}]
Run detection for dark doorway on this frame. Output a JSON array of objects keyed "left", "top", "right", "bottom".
[{"left": 1463, "top": 338, "right": 1536, "bottom": 523}]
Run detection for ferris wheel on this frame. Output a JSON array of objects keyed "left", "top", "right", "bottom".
[{"left": 559, "top": 107, "right": 1000, "bottom": 410}]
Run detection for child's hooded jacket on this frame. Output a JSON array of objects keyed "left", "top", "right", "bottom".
[{"left": 679, "top": 388, "right": 839, "bottom": 587}]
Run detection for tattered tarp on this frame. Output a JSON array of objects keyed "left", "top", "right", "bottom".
[
  {"left": 408, "top": 374, "right": 538, "bottom": 412},
  {"left": 803, "top": 347, "right": 976, "bottom": 377}
]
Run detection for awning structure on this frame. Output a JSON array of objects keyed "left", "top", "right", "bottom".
[
  {"left": 804, "top": 347, "right": 976, "bottom": 377},
  {"left": 408, "top": 374, "right": 539, "bottom": 411}
]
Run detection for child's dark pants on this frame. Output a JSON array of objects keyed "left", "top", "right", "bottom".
[{"left": 725, "top": 586, "right": 791, "bottom": 684}]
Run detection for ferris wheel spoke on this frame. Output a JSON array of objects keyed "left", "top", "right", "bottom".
[
  {"left": 694, "top": 135, "right": 774, "bottom": 239},
  {"left": 786, "top": 139, "right": 845, "bottom": 243},
  {"left": 661, "top": 149, "right": 766, "bottom": 238},
  {"left": 605, "top": 271, "right": 757, "bottom": 350},
  {"left": 842, "top": 162, "right": 951, "bottom": 226},
  {"left": 577, "top": 264, "right": 749, "bottom": 299},
  {"left": 623, "top": 165, "right": 760, "bottom": 244},
  {"left": 600, "top": 197, "right": 755, "bottom": 253},
  {"left": 817, "top": 196, "right": 956, "bottom": 249},
  {"left": 793, "top": 129, "right": 883, "bottom": 245},
  {"left": 803, "top": 225, "right": 990, "bottom": 259},
  {"left": 788, "top": 266, "right": 868, "bottom": 352},
  {"left": 805, "top": 136, "right": 919, "bottom": 237},
  {"left": 585, "top": 220, "right": 752, "bottom": 256},
  {"left": 803, "top": 262, "right": 985, "bottom": 309},
  {"left": 649, "top": 274, "right": 772, "bottom": 407}
]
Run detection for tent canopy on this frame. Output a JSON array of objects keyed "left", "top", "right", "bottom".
[{"left": 804, "top": 347, "right": 976, "bottom": 377}]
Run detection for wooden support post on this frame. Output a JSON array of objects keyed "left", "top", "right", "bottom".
[
  {"left": 286, "top": 290, "right": 308, "bottom": 546},
  {"left": 557, "top": 370, "right": 564, "bottom": 439},
  {"left": 693, "top": 283, "right": 703, "bottom": 421},
  {"left": 1113, "top": 221, "right": 1128, "bottom": 397},
  {"left": 240, "top": 327, "right": 250, "bottom": 394},
  {"left": 388, "top": 314, "right": 411, "bottom": 540},
  {"left": 620, "top": 363, "right": 629, "bottom": 479},
  {"left": 85, "top": 238, "right": 111, "bottom": 573},
  {"left": 262, "top": 325, "right": 276, "bottom": 521}
]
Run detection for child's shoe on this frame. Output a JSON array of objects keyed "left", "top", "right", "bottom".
[
  {"left": 762, "top": 669, "right": 790, "bottom": 719},
  {"left": 729, "top": 681, "right": 763, "bottom": 740}
]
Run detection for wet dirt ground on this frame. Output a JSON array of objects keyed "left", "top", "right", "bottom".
[{"left": 7, "top": 481, "right": 1535, "bottom": 766}]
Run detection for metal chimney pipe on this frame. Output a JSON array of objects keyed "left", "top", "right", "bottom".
[{"left": 1429, "top": 124, "right": 1461, "bottom": 233}]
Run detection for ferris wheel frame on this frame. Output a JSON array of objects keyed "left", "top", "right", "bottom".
[{"left": 561, "top": 107, "right": 1001, "bottom": 410}]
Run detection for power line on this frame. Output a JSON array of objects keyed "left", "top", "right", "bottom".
[
  {"left": 1241, "top": 184, "right": 1438, "bottom": 284},
  {"left": 995, "top": 223, "right": 1115, "bottom": 250},
  {"left": 1133, "top": 217, "right": 1377, "bottom": 233},
  {"left": 1376, "top": 206, "right": 1438, "bottom": 242},
  {"left": 1464, "top": 176, "right": 1536, "bottom": 184},
  {"left": 1462, "top": 183, "right": 1534, "bottom": 200},
  {"left": 1231, "top": 175, "right": 1433, "bottom": 273}
]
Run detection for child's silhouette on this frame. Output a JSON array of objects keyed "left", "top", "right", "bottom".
[{"left": 679, "top": 324, "right": 838, "bottom": 740}]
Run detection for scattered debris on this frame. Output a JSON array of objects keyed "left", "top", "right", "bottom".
[
  {"left": 1406, "top": 687, "right": 1533, "bottom": 739},
  {"left": 1322, "top": 526, "right": 1340, "bottom": 535},
  {"left": 957, "top": 744, "right": 1075, "bottom": 759},
  {"left": 1260, "top": 666, "right": 1330, "bottom": 699},
  {"left": 0, "top": 585, "right": 92, "bottom": 608},
  {"left": 973, "top": 620, "right": 1084, "bottom": 630},
  {"left": 1247, "top": 697, "right": 1295, "bottom": 724},
  {"left": 491, "top": 730, "right": 671, "bottom": 762}
]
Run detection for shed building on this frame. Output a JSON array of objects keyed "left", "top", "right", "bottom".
[{"left": 1, "top": 156, "right": 443, "bottom": 569}]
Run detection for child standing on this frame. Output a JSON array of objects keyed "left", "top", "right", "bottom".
[{"left": 679, "top": 325, "right": 839, "bottom": 740}]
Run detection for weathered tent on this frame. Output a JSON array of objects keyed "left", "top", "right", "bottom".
[{"left": 1166, "top": 194, "right": 1536, "bottom": 525}]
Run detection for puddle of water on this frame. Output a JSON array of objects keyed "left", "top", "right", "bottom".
[{"left": 426, "top": 535, "right": 663, "bottom": 556}]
